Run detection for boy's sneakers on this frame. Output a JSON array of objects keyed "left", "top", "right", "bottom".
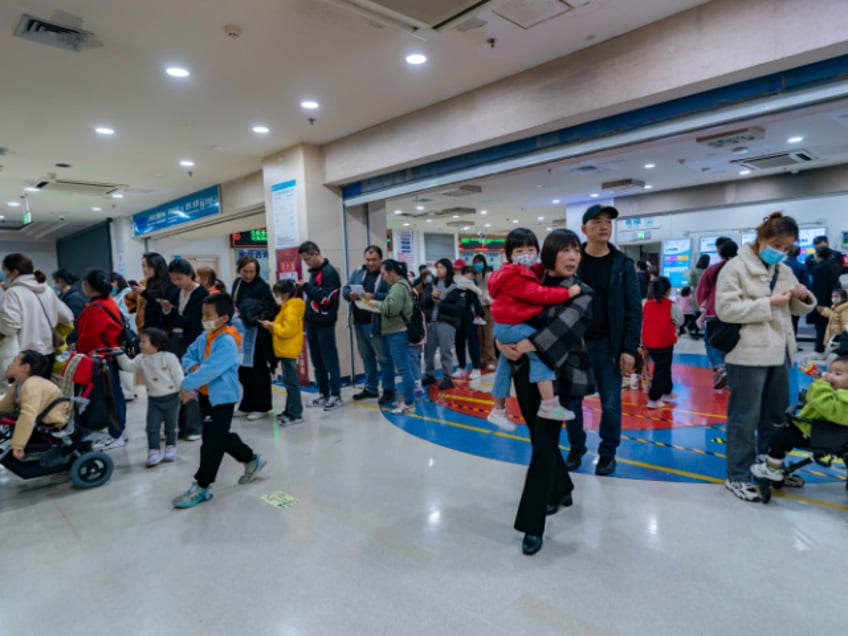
[
  {"left": 307, "top": 396, "right": 327, "bottom": 409},
  {"left": 323, "top": 396, "right": 343, "bottom": 411},
  {"left": 724, "top": 479, "right": 761, "bottom": 502},
  {"left": 163, "top": 445, "right": 177, "bottom": 462},
  {"left": 278, "top": 413, "right": 304, "bottom": 425},
  {"left": 173, "top": 482, "right": 213, "bottom": 508},
  {"left": 239, "top": 454, "right": 267, "bottom": 484},
  {"left": 751, "top": 461, "right": 785, "bottom": 482},
  {"left": 146, "top": 449, "right": 162, "bottom": 467},
  {"left": 646, "top": 399, "right": 667, "bottom": 409},
  {"left": 537, "top": 402, "right": 576, "bottom": 422},
  {"left": 487, "top": 408, "right": 517, "bottom": 432},
  {"left": 391, "top": 402, "right": 413, "bottom": 415},
  {"left": 185, "top": 433, "right": 202, "bottom": 441},
  {"left": 246, "top": 411, "right": 269, "bottom": 421},
  {"left": 413, "top": 381, "right": 425, "bottom": 397}
]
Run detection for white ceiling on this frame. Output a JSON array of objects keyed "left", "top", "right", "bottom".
[
  {"left": 0, "top": 0, "right": 710, "bottom": 241},
  {"left": 386, "top": 97, "right": 848, "bottom": 234}
]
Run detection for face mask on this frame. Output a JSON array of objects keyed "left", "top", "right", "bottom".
[
  {"left": 473, "top": 263, "right": 484, "bottom": 272},
  {"left": 512, "top": 254, "right": 536, "bottom": 268},
  {"left": 833, "top": 297, "right": 843, "bottom": 305},
  {"left": 202, "top": 320, "right": 219, "bottom": 331},
  {"left": 759, "top": 246, "right": 786, "bottom": 265},
  {"left": 53, "top": 285, "right": 62, "bottom": 293},
  {"left": 111, "top": 288, "right": 119, "bottom": 296},
  {"left": 0, "top": 272, "right": 9, "bottom": 283}
]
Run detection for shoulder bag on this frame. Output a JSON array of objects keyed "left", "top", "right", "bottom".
[
  {"left": 34, "top": 291, "right": 65, "bottom": 349},
  {"left": 707, "top": 266, "right": 780, "bottom": 354}
]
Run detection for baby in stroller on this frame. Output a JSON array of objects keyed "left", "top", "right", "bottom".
[
  {"left": 751, "top": 354, "right": 848, "bottom": 484},
  {"left": 0, "top": 350, "right": 68, "bottom": 459}
]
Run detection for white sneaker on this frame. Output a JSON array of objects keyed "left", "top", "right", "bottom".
[
  {"left": 146, "top": 449, "right": 162, "bottom": 467},
  {"left": 307, "top": 396, "right": 327, "bottom": 409},
  {"left": 661, "top": 392, "right": 678, "bottom": 401},
  {"left": 233, "top": 410, "right": 248, "bottom": 418},
  {"left": 323, "top": 396, "right": 343, "bottom": 411},
  {"left": 472, "top": 317, "right": 487, "bottom": 326},
  {"left": 391, "top": 402, "right": 412, "bottom": 414},
  {"left": 724, "top": 479, "right": 761, "bottom": 502},
  {"left": 487, "top": 408, "right": 517, "bottom": 432},
  {"left": 245, "top": 411, "right": 268, "bottom": 421},
  {"left": 451, "top": 368, "right": 467, "bottom": 379},
  {"left": 751, "top": 461, "right": 785, "bottom": 482},
  {"left": 646, "top": 400, "right": 667, "bottom": 409},
  {"left": 469, "top": 369, "right": 481, "bottom": 380},
  {"left": 93, "top": 435, "right": 127, "bottom": 451}
]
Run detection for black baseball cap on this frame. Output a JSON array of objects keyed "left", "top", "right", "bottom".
[{"left": 582, "top": 204, "right": 619, "bottom": 224}]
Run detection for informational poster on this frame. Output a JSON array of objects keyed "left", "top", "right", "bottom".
[
  {"left": 271, "top": 179, "right": 299, "bottom": 249},
  {"left": 662, "top": 238, "right": 692, "bottom": 288},
  {"left": 798, "top": 226, "right": 827, "bottom": 257},
  {"left": 741, "top": 231, "right": 757, "bottom": 246},
  {"left": 274, "top": 246, "right": 309, "bottom": 385},
  {"left": 699, "top": 236, "right": 722, "bottom": 266},
  {"left": 395, "top": 229, "right": 415, "bottom": 265}
]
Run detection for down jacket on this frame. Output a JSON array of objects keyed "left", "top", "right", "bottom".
[
  {"left": 715, "top": 243, "right": 816, "bottom": 367},
  {"left": 0, "top": 275, "right": 73, "bottom": 356}
]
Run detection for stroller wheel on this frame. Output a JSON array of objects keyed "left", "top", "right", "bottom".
[
  {"left": 70, "top": 451, "right": 114, "bottom": 489},
  {"left": 758, "top": 481, "right": 772, "bottom": 504}
]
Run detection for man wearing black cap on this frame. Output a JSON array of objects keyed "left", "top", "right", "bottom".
[{"left": 565, "top": 204, "right": 642, "bottom": 476}]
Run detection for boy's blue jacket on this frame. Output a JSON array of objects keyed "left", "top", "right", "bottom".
[{"left": 181, "top": 329, "right": 241, "bottom": 406}]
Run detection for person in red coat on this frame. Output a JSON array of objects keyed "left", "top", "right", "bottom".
[
  {"left": 641, "top": 276, "right": 685, "bottom": 409},
  {"left": 75, "top": 269, "right": 127, "bottom": 448}
]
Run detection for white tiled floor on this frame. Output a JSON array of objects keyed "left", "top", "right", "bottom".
[{"left": 1, "top": 377, "right": 846, "bottom": 635}]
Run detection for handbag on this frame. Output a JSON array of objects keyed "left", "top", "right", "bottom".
[
  {"left": 707, "top": 266, "right": 780, "bottom": 354},
  {"left": 35, "top": 291, "right": 65, "bottom": 349}
]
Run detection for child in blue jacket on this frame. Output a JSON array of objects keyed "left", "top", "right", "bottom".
[{"left": 172, "top": 294, "right": 267, "bottom": 509}]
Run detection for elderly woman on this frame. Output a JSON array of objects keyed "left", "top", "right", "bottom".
[
  {"left": 497, "top": 229, "right": 594, "bottom": 556},
  {"left": 715, "top": 212, "right": 816, "bottom": 502}
]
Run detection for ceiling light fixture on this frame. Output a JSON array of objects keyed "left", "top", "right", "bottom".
[
  {"left": 643, "top": 184, "right": 654, "bottom": 190},
  {"left": 739, "top": 169, "right": 751, "bottom": 176},
  {"left": 484, "top": 223, "right": 491, "bottom": 228},
  {"left": 24, "top": 187, "right": 39, "bottom": 193},
  {"left": 95, "top": 127, "right": 114, "bottom": 135},
  {"left": 415, "top": 205, "right": 424, "bottom": 211},
  {"left": 403, "top": 223, "right": 410, "bottom": 227},
  {"left": 644, "top": 163, "right": 656, "bottom": 169},
  {"left": 546, "top": 227, "right": 552, "bottom": 232},
  {"left": 787, "top": 136, "right": 804, "bottom": 144},
  {"left": 426, "top": 219, "right": 433, "bottom": 223},
  {"left": 452, "top": 215, "right": 460, "bottom": 219},
  {"left": 252, "top": 125, "right": 270, "bottom": 134},
  {"left": 92, "top": 206, "right": 102, "bottom": 212},
  {"left": 590, "top": 193, "right": 599, "bottom": 198},
  {"left": 180, "top": 160, "right": 194, "bottom": 167},
  {"left": 394, "top": 209, "right": 403, "bottom": 215},
  {"left": 537, "top": 216, "right": 544, "bottom": 221},
  {"left": 300, "top": 100, "right": 320, "bottom": 110},
  {"left": 512, "top": 219, "right": 519, "bottom": 224},
  {"left": 166, "top": 67, "right": 190, "bottom": 78},
  {"left": 480, "top": 210, "right": 488, "bottom": 215},
  {"left": 7, "top": 202, "right": 20, "bottom": 207},
  {"left": 111, "top": 193, "right": 124, "bottom": 199},
  {"left": 0, "top": 216, "right": 4, "bottom": 220},
  {"left": 552, "top": 199, "right": 560, "bottom": 204},
  {"left": 405, "top": 53, "right": 427, "bottom": 65}
]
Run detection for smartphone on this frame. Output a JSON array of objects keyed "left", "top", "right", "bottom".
[{"left": 127, "top": 280, "right": 139, "bottom": 287}]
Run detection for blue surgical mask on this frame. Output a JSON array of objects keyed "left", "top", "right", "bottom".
[
  {"left": 0, "top": 272, "right": 8, "bottom": 283},
  {"left": 512, "top": 254, "right": 537, "bottom": 268},
  {"left": 473, "top": 263, "right": 484, "bottom": 272},
  {"left": 759, "top": 246, "right": 786, "bottom": 265}
]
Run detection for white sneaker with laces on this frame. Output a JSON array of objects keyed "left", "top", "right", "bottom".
[
  {"left": 724, "top": 479, "right": 761, "bottom": 502},
  {"left": 391, "top": 402, "right": 412, "bottom": 414},
  {"left": 451, "top": 368, "right": 466, "bottom": 379},
  {"left": 487, "top": 408, "right": 517, "bottom": 432},
  {"left": 93, "top": 435, "right": 127, "bottom": 452},
  {"left": 307, "top": 396, "right": 327, "bottom": 409},
  {"left": 246, "top": 411, "right": 268, "bottom": 421},
  {"left": 233, "top": 410, "right": 248, "bottom": 418},
  {"left": 146, "top": 449, "right": 162, "bottom": 467},
  {"left": 646, "top": 400, "right": 667, "bottom": 409},
  {"left": 661, "top": 392, "right": 678, "bottom": 401},
  {"left": 751, "top": 461, "right": 785, "bottom": 482},
  {"left": 469, "top": 369, "right": 481, "bottom": 380},
  {"left": 323, "top": 396, "right": 343, "bottom": 411}
]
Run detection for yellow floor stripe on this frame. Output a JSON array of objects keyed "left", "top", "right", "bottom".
[{"left": 772, "top": 490, "right": 848, "bottom": 511}]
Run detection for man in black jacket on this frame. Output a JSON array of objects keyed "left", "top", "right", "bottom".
[
  {"left": 565, "top": 205, "right": 642, "bottom": 476},
  {"left": 299, "top": 241, "right": 343, "bottom": 411}
]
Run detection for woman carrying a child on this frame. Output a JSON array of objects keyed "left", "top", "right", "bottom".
[
  {"left": 496, "top": 229, "right": 594, "bottom": 556},
  {"left": 715, "top": 212, "right": 816, "bottom": 503}
]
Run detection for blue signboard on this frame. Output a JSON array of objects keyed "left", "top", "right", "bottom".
[{"left": 132, "top": 185, "right": 221, "bottom": 236}]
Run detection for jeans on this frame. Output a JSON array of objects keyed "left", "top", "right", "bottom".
[
  {"left": 455, "top": 311, "right": 481, "bottom": 370},
  {"left": 147, "top": 393, "right": 180, "bottom": 449},
  {"left": 194, "top": 395, "right": 255, "bottom": 488},
  {"left": 382, "top": 331, "right": 415, "bottom": 404},
  {"left": 354, "top": 322, "right": 379, "bottom": 393},
  {"left": 408, "top": 345, "right": 423, "bottom": 383},
  {"left": 491, "top": 323, "right": 555, "bottom": 399},
  {"left": 725, "top": 358, "right": 790, "bottom": 481},
  {"left": 566, "top": 338, "right": 622, "bottom": 458},
  {"left": 423, "top": 322, "right": 456, "bottom": 377},
  {"left": 279, "top": 357, "right": 303, "bottom": 418},
  {"left": 704, "top": 318, "right": 727, "bottom": 370},
  {"left": 375, "top": 332, "right": 396, "bottom": 393},
  {"left": 647, "top": 346, "right": 673, "bottom": 401},
  {"left": 306, "top": 323, "right": 342, "bottom": 398}
]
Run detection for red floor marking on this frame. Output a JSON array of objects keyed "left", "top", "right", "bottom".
[{"left": 429, "top": 364, "right": 728, "bottom": 431}]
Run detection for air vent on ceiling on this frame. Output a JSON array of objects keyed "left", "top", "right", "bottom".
[
  {"left": 696, "top": 127, "right": 765, "bottom": 149},
  {"left": 733, "top": 150, "right": 817, "bottom": 171},
  {"left": 600, "top": 178, "right": 645, "bottom": 191},
  {"left": 446, "top": 220, "right": 475, "bottom": 228},
  {"left": 494, "top": 0, "right": 592, "bottom": 30},
  {"left": 440, "top": 185, "right": 481, "bottom": 197},
  {"left": 14, "top": 12, "right": 101, "bottom": 52},
  {"left": 38, "top": 179, "right": 126, "bottom": 196},
  {"left": 439, "top": 206, "right": 476, "bottom": 216},
  {"left": 327, "top": 0, "right": 493, "bottom": 30}
]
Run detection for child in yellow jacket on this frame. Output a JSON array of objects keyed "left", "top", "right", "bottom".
[
  {"left": 261, "top": 280, "right": 306, "bottom": 424},
  {"left": 818, "top": 288, "right": 848, "bottom": 346}
]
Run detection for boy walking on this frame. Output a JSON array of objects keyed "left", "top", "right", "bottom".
[{"left": 173, "top": 294, "right": 266, "bottom": 509}]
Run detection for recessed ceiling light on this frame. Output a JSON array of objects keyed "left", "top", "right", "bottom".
[
  {"left": 643, "top": 184, "right": 654, "bottom": 190},
  {"left": 426, "top": 219, "right": 433, "bottom": 223},
  {"left": 546, "top": 227, "right": 552, "bottom": 232},
  {"left": 644, "top": 163, "right": 656, "bottom": 169},
  {"left": 787, "top": 136, "right": 804, "bottom": 144},
  {"left": 179, "top": 160, "right": 194, "bottom": 167},
  {"left": 415, "top": 205, "right": 424, "bottom": 211},
  {"left": 590, "top": 193, "right": 599, "bottom": 198},
  {"left": 252, "top": 125, "right": 270, "bottom": 134},
  {"left": 452, "top": 215, "right": 460, "bottom": 219},
  {"left": 7, "top": 201, "right": 20, "bottom": 207},
  {"left": 166, "top": 67, "right": 190, "bottom": 78},
  {"left": 403, "top": 223, "right": 410, "bottom": 227},
  {"left": 0, "top": 216, "right": 4, "bottom": 220},
  {"left": 739, "top": 169, "right": 751, "bottom": 176},
  {"left": 462, "top": 226, "right": 470, "bottom": 231},
  {"left": 484, "top": 223, "right": 491, "bottom": 228},
  {"left": 394, "top": 209, "right": 403, "bottom": 215},
  {"left": 111, "top": 193, "right": 124, "bottom": 199},
  {"left": 552, "top": 199, "right": 561, "bottom": 204},
  {"left": 480, "top": 210, "right": 488, "bottom": 215},
  {"left": 95, "top": 127, "right": 114, "bottom": 135},
  {"left": 24, "top": 187, "right": 39, "bottom": 193},
  {"left": 91, "top": 206, "right": 102, "bottom": 212},
  {"left": 512, "top": 219, "right": 519, "bottom": 224},
  {"left": 536, "top": 184, "right": 543, "bottom": 188},
  {"left": 300, "top": 100, "right": 320, "bottom": 110},
  {"left": 537, "top": 216, "right": 545, "bottom": 221},
  {"left": 405, "top": 53, "right": 427, "bottom": 65}
]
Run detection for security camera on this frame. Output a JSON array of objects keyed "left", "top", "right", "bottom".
[{"left": 59, "top": 215, "right": 65, "bottom": 221}]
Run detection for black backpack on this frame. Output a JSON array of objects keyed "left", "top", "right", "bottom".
[
  {"left": 96, "top": 303, "right": 141, "bottom": 358},
  {"left": 403, "top": 286, "right": 427, "bottom": 347}
]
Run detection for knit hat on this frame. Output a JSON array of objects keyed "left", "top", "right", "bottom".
[{"left": 453, "top": 258, "right": 467, "bottom": 270}]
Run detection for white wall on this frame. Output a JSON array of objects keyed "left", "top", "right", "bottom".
[{"left": 0, "top": 240, "right": 57, "bottom": 276}]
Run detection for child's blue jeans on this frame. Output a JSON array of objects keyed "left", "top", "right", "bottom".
[{"left": 492, "top": 322, "right": 555, "bottom": 399}]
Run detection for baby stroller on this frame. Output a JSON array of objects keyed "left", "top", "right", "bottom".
[
  {"left": 755, "top": 406, "right": 848, "bottom": 504},
  {"left": 0, "top": 349, "right": 122, "bottom": 489}
]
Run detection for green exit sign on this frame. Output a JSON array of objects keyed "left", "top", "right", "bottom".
[{"left": 22, "top": 211, "right": 32, "bottom": 225}]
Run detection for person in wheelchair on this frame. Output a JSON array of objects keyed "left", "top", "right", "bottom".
[
  {"left": 751, "top": 355, "right": 848, "bottom": 482},
  {"left": 0, "top": 350, "right": 68, "bottom": 460}
]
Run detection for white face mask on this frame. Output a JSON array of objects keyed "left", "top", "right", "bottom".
[
  {"left": 833, "top": 297, "right": 844, "bottom": 306},
  {"left": 202, "top": 320, "right": 219, "bottom": 331},
  {"left": 511, "top": 254, "right": 537, "bottom": 267}
]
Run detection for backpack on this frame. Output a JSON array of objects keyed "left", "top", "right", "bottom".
[
  {"left": 95, "top": 303, "right": 141, "bottom": 358},
  {"left": 403, "top": 286, "right": 427, "bottom": 347}
]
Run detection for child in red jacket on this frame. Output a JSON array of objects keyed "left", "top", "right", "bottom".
[
  {"left": 486, "top": 228, "right": 581, "bottom": 430},
  {"left": 641, "top": 277, "right": 684, "bottom": 409}
]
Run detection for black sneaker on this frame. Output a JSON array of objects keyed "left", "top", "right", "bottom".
[
  {"left": 595, "top": 455, "right": 617, "bottom": 476},
  {"left": 438, "top": 377, "right": 454, "bottom": 390},
  {"left": 377, "top": 390, "right": 396, "bottom": 405},
  {"left": 565, "top": 447, "right": 587, "bottom": 471},
  {"left": 421, "top": 375, "right": 437, "bottom": 387},
  {"left": 352, "top": 389, "right": 379, "bottom": 401}
]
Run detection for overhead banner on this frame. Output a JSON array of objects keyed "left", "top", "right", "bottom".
[
  {"left": 132, "top": 185, "right": 221, "bottom": 236},
  {"left": 662, "top": 238, "right": 692, "bottom": 288}
]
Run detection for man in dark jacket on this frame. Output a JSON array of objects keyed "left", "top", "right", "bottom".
[
  {"left": 299, "top": 241, "right": 343, "bottom": 411},
  {"left": 565, "top": 205, "right": 642, "bottom": 476},
  {"left": 810, "top": 245, "right": 840, "bottom": 353}
]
